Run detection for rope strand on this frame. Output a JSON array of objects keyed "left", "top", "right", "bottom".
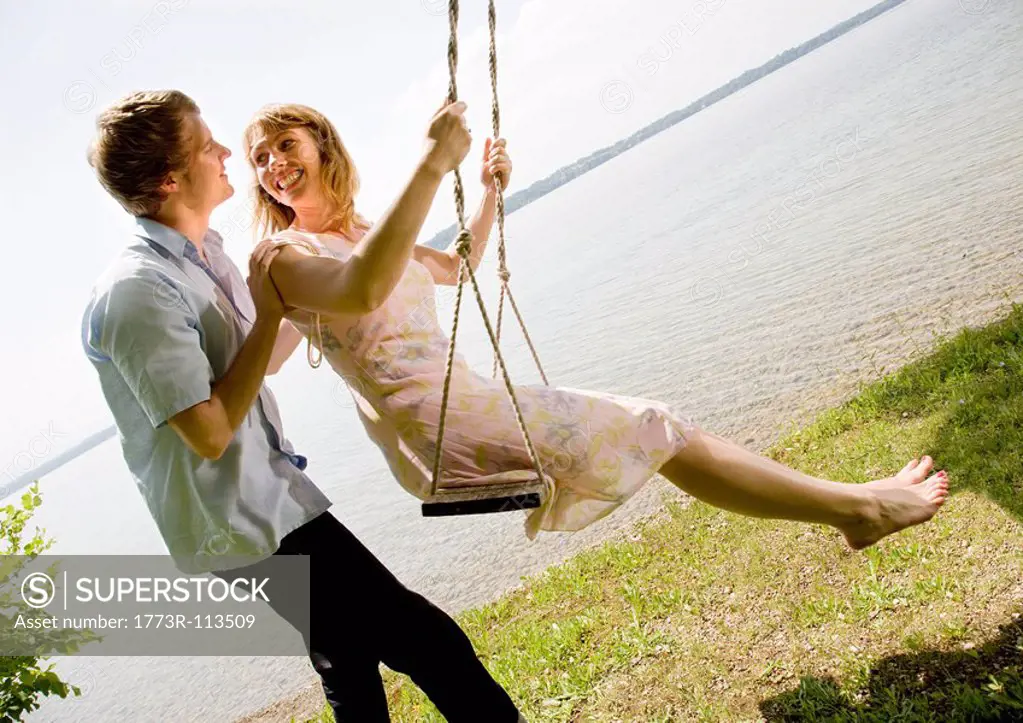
[
  {"left": 430, "top": 0, "right": 551, "bottom": 501},
  {"left": 486, "top": 0, "right": 548, "bottom": 385}
]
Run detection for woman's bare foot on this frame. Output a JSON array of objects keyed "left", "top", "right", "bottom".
[
  {"left": 864, "top": 456, "right": 935, "bottom": 490},
  {"left": 841, "top": 457, "right": 949, "bottom": 549}
]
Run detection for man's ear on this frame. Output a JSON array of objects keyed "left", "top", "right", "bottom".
[{"left": 160, "top": 172, "right": 180, "bottom": 197}]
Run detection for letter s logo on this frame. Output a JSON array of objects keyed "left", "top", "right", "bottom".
[{"left": 22, "top": 572, "right": 56, "bottom": 609}]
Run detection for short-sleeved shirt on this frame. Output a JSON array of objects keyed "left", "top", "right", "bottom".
[{"left": 81, "top": 217, "right": 331, "bottom": 573}]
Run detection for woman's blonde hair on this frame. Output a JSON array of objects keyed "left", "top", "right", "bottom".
[{"left": 243, "top": 103, "right": 369, "bottom": 237}]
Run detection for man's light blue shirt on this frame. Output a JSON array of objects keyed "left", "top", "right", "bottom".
[{"left": 82, "top": 217, "right": 331, "bottom": 573}]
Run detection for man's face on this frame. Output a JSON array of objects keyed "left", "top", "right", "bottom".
[{"left": 175, "top": 113, "right": 233, "bottom": 212}]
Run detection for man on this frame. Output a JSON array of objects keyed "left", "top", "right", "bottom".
[{"left": 82, "top": 89, "right": 525, "bottom": 722}]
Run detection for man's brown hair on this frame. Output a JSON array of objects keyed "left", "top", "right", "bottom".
[{"left": 87, "top": 90, "right": 200, "bottom": 217}]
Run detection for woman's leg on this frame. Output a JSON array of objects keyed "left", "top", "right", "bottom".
[{"left": 658, "top": 426, "right": 949, "bottom": 549}]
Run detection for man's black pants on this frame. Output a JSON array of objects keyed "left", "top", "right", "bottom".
[{"left": 220, "top": 512, "right": 520, "bottom": 722}]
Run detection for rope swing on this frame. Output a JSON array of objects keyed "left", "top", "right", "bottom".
[{"left": 422, "top": 0, "right": 553, "bottom": 517}]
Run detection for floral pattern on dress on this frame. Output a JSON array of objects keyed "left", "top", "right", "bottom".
[{"left": 268, "top": 229, "right": 697, "bottom": 538}]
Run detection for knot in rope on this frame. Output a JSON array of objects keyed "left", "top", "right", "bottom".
[
  {"left": 454, "top": 228, "right": 473, "bottom": 257},
  {"left": 497, "top": 268, "right": 511, "bottom": 283}
]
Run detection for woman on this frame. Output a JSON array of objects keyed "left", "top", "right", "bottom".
[{"left": 243, "top": 100, "right": 949, "bottom": 547}]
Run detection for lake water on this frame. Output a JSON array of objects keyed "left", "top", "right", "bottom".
[{"left": 28, "top": 0, "right": 1023, "bottom": 720}]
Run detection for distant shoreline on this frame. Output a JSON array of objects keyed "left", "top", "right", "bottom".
[
  {"left": 425, "top": 0, "right": 909, "bottom": 249},
  {"left": 0, "top": 425, "right": 115, "bottom": 501}
]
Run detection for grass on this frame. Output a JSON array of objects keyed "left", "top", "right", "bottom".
[{"left": 303, "top": 302, "right": 1023, "bottom": 722}]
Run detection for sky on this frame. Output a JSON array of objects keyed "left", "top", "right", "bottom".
[{"left": 0, "top": 0, "right": 880, "bottom": 492}]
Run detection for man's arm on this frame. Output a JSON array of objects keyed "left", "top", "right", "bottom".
[
  {"left": 168, "top": 247, "right": 289, "bottom": 458},
  {"left": 167, "top": 312, "right": 281, "bottom": 459},
  {"left": 97, "top": 259, "right": 286, "bottom": 460}
]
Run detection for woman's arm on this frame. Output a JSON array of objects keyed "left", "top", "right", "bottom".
[
  {"left": 255, "top": 244, "right": 376, "bottom": 315},
  {"left": 410, "top": 186, "right": 496, "bottom": 286},
  {"left": 267, "top": 319, "right": 304, "bottom": 375},
  {"left": 257, "top": 102, "right": 472, "bottom": 312},
  {"left": 259, "top": 159, "right": 446, "bottom": 314},
  {"left": 414, "top": 136, "right": 512, "bottom": 285},
  {"left": 413, "top": 244, "right": 460, "bottom": 285},
  {"left": 462, "top": 184, "right": 498, "bottom": 273}
]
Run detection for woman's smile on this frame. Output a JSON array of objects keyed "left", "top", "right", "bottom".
[{"left": 274, "top": 167, "right": 304, "bottom": 194}]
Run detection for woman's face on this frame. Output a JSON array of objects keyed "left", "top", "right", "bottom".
[{"left": 249, "top": 126, "right": 322, "bottom": 207}]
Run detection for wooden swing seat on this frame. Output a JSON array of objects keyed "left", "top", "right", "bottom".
[{"left": 421, "top": 470, "right": 551, "bottom": 517}]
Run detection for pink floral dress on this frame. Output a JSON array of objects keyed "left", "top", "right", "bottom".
[{"left": 269, "top": 228, "right": 697, "bottom": 538}]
